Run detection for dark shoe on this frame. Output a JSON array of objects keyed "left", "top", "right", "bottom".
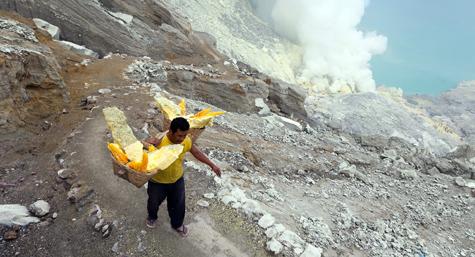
[
  {"left": 174, "top": 225, "right": 188, "bottom": 237},
  {"left": 146, "top": 218, "right": 157, "bottom": 229}
]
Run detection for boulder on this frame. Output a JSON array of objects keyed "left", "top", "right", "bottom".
[
  {"left": 56, "top": 40, "right": 99, "bottom": 58},
  {"left": 32, "top": 18, "right": 60, "bottom": 39},
  {"left": 28, "top": 200, "right": 50, "bottom": 217},
  {"left": 0, "top": 204, "right": 40, "bottom": 226},
  {"left": 258, "top": 213, "right": 275, "bottom": 229},
  {"left": 454, "top": 177, "right": 466, "bottom": 187},
  {"left": 400, "top": 169, "right": 418, "bottom": 180},
  {"left": 255, "top": 98, "right": 271, "bottom": 116},
  {"left": 268, "top": 80, "right": 307, "bottom": 120},
  {"left": 300, "top": 244, "right": 323, "bottom": 257},
  {"left": 266, "top": 238, "right": 283, "bottom": 254}
]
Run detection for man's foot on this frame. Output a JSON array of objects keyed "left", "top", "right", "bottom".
[
  {"left": 174, "top": 225, "right": 188, "bottom": 237},
  {"left": 146, "top": 218, "right": 157, "bottom": 229}
]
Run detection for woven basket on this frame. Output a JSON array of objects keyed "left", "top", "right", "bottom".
[
  {"left": 163, "top": 117, "right": 205, "bottom": 143},
  {"left": 111, "top": 155, "right": 160, "bottom": 188}
]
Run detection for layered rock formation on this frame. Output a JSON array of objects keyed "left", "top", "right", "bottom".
[{"left": 0, "top": 17, "right": 67, "bottom": 133}]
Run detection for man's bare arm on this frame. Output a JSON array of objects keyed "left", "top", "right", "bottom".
[{"left": 190, "top": 144, "right": 221, "bottom": 177}]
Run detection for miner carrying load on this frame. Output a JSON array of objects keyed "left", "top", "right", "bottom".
[{"left": 142, "top": 117, "right": 221, "bottom": 236}]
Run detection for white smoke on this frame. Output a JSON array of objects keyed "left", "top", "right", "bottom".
[{"left": 250, "top": 0, "right": 387, "bottom": 93}]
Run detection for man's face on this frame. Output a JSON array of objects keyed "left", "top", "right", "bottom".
[{"left": 169, "top": 129, "right": 189, "bottom": 144}]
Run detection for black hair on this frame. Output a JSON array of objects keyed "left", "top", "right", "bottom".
[{"left": 170, "top": 117, "right": 190, "bottom": 133}]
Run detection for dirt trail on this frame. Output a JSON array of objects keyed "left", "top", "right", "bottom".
[{"left": 57, "top": 98, "right": 270, "bottom": 256}]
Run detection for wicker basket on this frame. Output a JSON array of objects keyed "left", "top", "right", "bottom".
[
  {"left": 163, "top": 117, "right": 205, "bottom": 143},
  {"left": 111, "top": 155, "right": 160, "bottom": 188}
]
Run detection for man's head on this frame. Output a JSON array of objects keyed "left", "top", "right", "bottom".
[{"left": 168, "top": 117, "right": 190, "bottom": 144}]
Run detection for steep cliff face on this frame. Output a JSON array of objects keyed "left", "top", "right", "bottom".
[
  {"left": 0, "top": 0, "right": 218, "bottom": 60},
  {"left": 0, "top": 17, "right": 67, "bottom": 133}
]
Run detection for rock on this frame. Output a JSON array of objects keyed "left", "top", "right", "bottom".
[
  {"left": 266, "top": 238, "right": 283, "bottom": 254},
  {"left": 28, "top": 200, "right": 50, "bottom": 217},
  {"left": 0, "top": 18, "right": 67, "bottom": 134},
  {"left": 454, "top": 177, "right": 466, "bottom": 187},
  {"left": 278, "top": 230, "right": 304, "bottom": 249},
  {"left": 339, "top": 165, "right": 358, "bottom": 178},
  {"left": 56, "top": 40, "right": 99, "bottom": 58},
  {"left": 255, "top": 98, "right": 271, "bottom": 116},
  {"left": 221, "top": 195, "right": 237, "bottom": 205},
  {"left": 424, "top": 167, "right": 440, "bottom": 176},
  {"left": 400, "top": 169, "right": 418, "bottom": 180},
  {"left": 0, "top": 204, "right": 40, "bottom": 226},
  {"left": 381, "top": 149, "right": 398, "bottom": 160},
  {"left": 32, "top": 18, "right": 60, "bottom": 39},
  {"left": 265, "top": 115, "right": 303, "bottom": 131},
  {"left": 197, "top": 200, "right": 209, "bottom": 208},
  {"left": 305, "top": 177, "right": 315, "bottom": 185},
  {"left": 95, "top": 219, "right": 105, "bottom": 231},
  {"left": 268, "top": 80, "right": 308, "bottom": 120},
  {"left": 111, "top": 242, "right": 119, "bottom": 253},
  {"left": 275, "top": 116, "right": 303, "bottom": 131},
  {"left": 300, "top": 244, "right": 323, "bottom": 257},
  {"left": 107, "top": 11, "right": 133, "bottom": 25},
  {"left": 101, "top": 224, "right": 110, "bottom": 233},
  {"left": 435, "top": 158, "right": 454, "bottom": 174},
  {"left": 98, "top": 88, "right": 112, "bottom": 94},
  {"left": 67, "top": 183, "right": 94, "bottom": 207},
  {"left": 265, "top": 224, "right": 286, "bottom": 238},
  {"left": 203, "top": 193, "right": 215, "bottom": 199},
  {"left": 4, "top": 229, "right": 18, "bottom": 240},
  {"left": 164, "top": 69, "right": 269, "bottom": 113},
  {"left": 57, "top": 169, "right": 74, "bottom": 179},
  {"left": 52, "top": 212, "right": 58, "bottom": 219},
  {"left": 258, "top": 213, "right": 275, "bottom": 229},
  {"left": 86, "top": 95, "right": 98, "bottom": 105}
]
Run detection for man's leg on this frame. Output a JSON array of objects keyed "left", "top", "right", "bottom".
[
  {"left": 147, "top": 180, "right": 167, "bottom": 222},
  {"left": 166, "top": 177, "right": 186, "bottom": 229}
]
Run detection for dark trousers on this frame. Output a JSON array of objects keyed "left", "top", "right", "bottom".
[{"left": 147, "top": 177, "right": 185, "bottom": 229}]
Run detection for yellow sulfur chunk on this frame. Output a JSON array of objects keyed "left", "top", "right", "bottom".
[
  {"left": 127, "top": 161, "right": 142, "bottom": 171},
  {"left": 179, "top": 99, "right": 186, "bottom": 116},
  {"left": 204, "top": 111, "right": 225, "bottom": 118},
  {"left": 155, "top": 97, "right": 181, "bottom": 120},
  {"left": 123, "top": 141, "right": 144, "bottom": 162},
  {"left": 140, "top": 152, "right": 149, "bottom": 172},
  {"left": 191, "top": 108, "right": 211, "bottom": 118},
  {"left": 147, "top": 144, "right": 184, "bottom": 171},
  {"left": 108, "top": 143, "right": 128, "bottom": 164},
  {"left": 188, "top": 116, "right": 213, "bottom": 129}
]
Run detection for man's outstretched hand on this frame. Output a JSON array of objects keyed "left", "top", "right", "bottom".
[{"left": 211, "top": 164, "right": 221, "bottom": 177}]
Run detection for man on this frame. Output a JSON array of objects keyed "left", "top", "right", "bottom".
[{"left": 143, "top": 117, "right": 221, "bottom": 236}]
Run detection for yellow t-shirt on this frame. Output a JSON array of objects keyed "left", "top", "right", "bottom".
[{"left": 151, "top": 134, "right": 192, "bottom": 184}]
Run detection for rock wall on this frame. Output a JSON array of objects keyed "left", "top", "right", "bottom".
[
  {"left": 0, "top": 17, "right": 67, "bottom": 133},
  {"left": 0, "top": 0, "right": 210, "bottom": 59}
]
